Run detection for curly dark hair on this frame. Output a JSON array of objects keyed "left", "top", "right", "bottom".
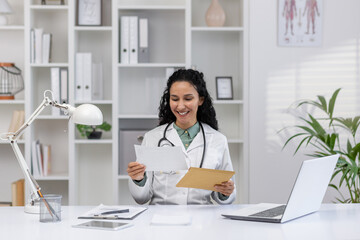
[{"left": 158, "top": 69, "right": 218, "bottom": 130}]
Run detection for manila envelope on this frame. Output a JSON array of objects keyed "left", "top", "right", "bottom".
[{"left": 176, "top": 167, "right": 235, "bottom": 191}]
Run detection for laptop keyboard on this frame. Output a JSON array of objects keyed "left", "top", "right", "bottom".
[{"left": 249, "top": 205, "right": 286, "bottom": 218}]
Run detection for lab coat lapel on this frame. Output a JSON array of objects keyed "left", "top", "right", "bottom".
[
  {"left": 187, "top": 123, "right": 213, "bottom": 153},
  {"left": 166, "top": 124, "right": 186, "bottom": 152}
]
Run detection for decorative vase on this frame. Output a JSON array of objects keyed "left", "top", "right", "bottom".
[{"left": 205, "top": 0, "right": 226, "bottom": 27}]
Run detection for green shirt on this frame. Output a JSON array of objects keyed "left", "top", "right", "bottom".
[{"left": 173, "top": 122, "right": 200, "bottom": 149}]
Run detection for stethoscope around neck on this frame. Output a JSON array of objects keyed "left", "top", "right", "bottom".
[{"left": 157, "top": 121, "right": 206, "bottom": 168}]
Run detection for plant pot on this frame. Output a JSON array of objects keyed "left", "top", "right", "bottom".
[{"left": 86, "top": 131, "right": 102, "bottom": 139}]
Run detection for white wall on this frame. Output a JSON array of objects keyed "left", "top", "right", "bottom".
[{"left": 248, "top": 0, "right": 360, "bottom": 203}]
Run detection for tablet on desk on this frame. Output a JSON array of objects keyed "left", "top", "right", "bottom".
[{"left": 72, "top": 220, "right": 133, "bottom": 231}]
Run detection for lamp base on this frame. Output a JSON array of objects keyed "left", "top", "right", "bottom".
[{"left": 24, "top": 201, "right": 40, "bottom": 214}]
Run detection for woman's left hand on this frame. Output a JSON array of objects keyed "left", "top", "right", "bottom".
[{"left": 214, "top": 180, "right": 234, "bottom": 196}]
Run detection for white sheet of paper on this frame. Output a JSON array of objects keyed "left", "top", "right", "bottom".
[
  {"left": 134, "top": 145, "right": 188, "bottom": 171},
  {"left": 151, "top": 214, "right": 192, "bottom": 225}
]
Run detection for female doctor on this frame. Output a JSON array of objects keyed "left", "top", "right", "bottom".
[{"left": 127, "top": 69, "right": 236, "bottom": 205}]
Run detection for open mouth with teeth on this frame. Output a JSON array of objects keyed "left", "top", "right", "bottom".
[{"left": 178, "top": 111, "right": 189, "bottom": 116}]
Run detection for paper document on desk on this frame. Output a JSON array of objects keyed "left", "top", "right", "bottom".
[
  {"left": 135, "top": 145, "right": 188, "bottom": 171},
  {"left": 176, "top": 167, "right": 235, "bottom": 191},
  {"left": 78, "top": 204, "right": 147, "bottom": 220}
]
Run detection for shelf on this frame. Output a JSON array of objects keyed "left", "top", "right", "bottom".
[
  {"left": 0, "top": 26, "right": 25, "bottom": 30},
  {"left": 74, "top": 26, "right": 112, "bottom": 31},
  {"left": 118, "top": 115, "right": 158, "bottom": 119},
  {"left": 30, "top": 63, "right": 69, "bottom": 68},
  {"left": 0, "top": 100, "right": 25, "bottom": 104},
  {"left": 191, "top": 27, "right": 244, "bottom": 32},
  {"left": 36, "top": 115, "right": 69, "bottom": 120},
  {"left": 118, "top": 5, "right": 185, "bottom": 10},
  {"left": 118, "top": 63, "right": 186, "bottom": 68},
  {"left": 213, "top": 100, "right": 244, "bottom": 104},
  {"left": 35, "top": 174, "right": 69, "bottom": 181},
  {"left": 30, "top": 5, "right": 68, "bottom": 10},
  {"left": 75, "top": 139, "right": 113, "bottom": 144},
  {"left": 75, "top": 100, "right": 113, "bottom": 105}
]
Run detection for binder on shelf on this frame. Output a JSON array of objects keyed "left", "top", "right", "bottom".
[
  {"left": 30, "top": 29, "right": 35, "bottom": 63},
  {"left": 34, "top": 28, "right": 43, "bottom": 64},
  {"left": 36, "top": 141, "right": 44, "bottom": 176},
  {"left": 139, "top": 18, "right": 149, "bottom": 63},
  {"left": 60, "top": 68, "right": 69, "bottom": 105},
  {"left": 120, "top": 16, "right": 130, "bottom": 64},
  {"left": 31, "top": 140, "right": 41, "bottom": 177},
  {"left": 75, "top": 53, "right": 84, "bottom": 101},
  {"left": 92, "top": 62, "right": 103, "bottom": 100},
  {"left": 51, "top": 67, "right": 61, "bottom": 115},
  {"left": 129, "top": 16, "right": 138, "bottom": 64},
  {"left": 83, "top": 53, "right": 92, "bottom": 101},
  {"left": 42, "top": 145, "right": 51, "bottom": 177},
  {"left": 42, "top": 33, "right": 52, "bottom": 64}
]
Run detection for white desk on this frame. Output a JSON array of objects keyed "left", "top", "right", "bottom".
[{"left": 1, "top": 204, "right": 360, "bottom": 240}]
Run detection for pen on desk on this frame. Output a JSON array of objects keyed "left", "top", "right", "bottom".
[{"left": 98, "top": 209, "right": 130, "bottom": 215}]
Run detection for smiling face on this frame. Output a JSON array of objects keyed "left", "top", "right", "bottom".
[{"left": 169, "top": 81, "right": 204, "bottom": 129}]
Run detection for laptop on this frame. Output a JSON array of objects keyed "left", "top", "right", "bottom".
[{"left": 222, "top": 154, "right": 339, "bottom": 223}]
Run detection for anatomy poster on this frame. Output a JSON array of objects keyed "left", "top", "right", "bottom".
[{"left": 278, "top": 0, "right": 322, "bottom": 47}]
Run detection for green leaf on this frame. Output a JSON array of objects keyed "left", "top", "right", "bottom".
[
  {"left": 282, "top": 133, "right": 308, "bottom": 150},
  {"left": 294, "top": 136, "right": 310, "bottom": 155},
  {"left": 317, "top": 95, "right": 327, "bottom": 112},
  {"left": 308, "top": 115, "right": 326, "bottom": 137},
  {"left": 328, "top": 88, "right": 341, "bottom": 119},
  {"left": 347, "top": 140, "right": 353, "bottom": 155}
]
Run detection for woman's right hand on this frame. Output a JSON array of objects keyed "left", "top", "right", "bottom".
[{"left": 127, "top": 162, "right": 146, "bottom": 181}]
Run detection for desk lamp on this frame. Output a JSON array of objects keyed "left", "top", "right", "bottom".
[
  {"left": 0, "top": 0, "right": 12, "bottom": 26},
  {"left": 1, "top": 90, "right": 103, "bottom": 215}
]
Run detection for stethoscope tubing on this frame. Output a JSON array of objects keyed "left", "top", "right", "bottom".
[{"left": 158, "top": 122, "right": 206, "bottom": 168}]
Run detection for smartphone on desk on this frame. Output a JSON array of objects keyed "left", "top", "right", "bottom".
[{"left": 72, "top": 220, "right": 133, "bottom": 231}]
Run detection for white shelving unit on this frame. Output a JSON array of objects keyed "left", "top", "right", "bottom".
[
  {"left": 0, "top": 0, "right": 26, "bottom": 203},
  {"left": 0, "top": 0, "right": 248, "bottom": 205}
]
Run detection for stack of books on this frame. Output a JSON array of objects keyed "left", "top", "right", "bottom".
[
  {"left": 11, "top": 179, "right": 24, "bottom": 206},
  {"left": 31, "top": 140, "right": 51, "bottom": 177},
  {"left": 8, "top": 110, "right": 25, "bottom": 136}
]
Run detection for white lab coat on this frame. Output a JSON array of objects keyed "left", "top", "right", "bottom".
[{"left": 128, "top": 122, "right": 236, "bottom": 205}]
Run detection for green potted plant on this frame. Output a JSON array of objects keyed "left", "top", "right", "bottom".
[
  {"left": 76, "top": 121, "right": 112, "bottom": 139},
  {"left": 281, "top": 88, "right": 360, "bottom": 203}
]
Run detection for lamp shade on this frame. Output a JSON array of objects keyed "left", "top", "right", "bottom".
[
  {"left": 0, "top": 0, "right": 12, "bottom": 14},
  {"left": 71, "top": 104, "right": 103, "bottom": 125}
]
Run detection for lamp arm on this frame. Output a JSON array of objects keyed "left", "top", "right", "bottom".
[
  {"left": 10, "top": 140, "right": 40, "bottom": 201},
  {"left": 11, "top": 97, "right": 51, "bottom": 141},
  {"left": 0, "top": 90, "right": 71, "bottom": 204},
  {"left": 8, "top": 92, "right": 72, "bottom": 141}
]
